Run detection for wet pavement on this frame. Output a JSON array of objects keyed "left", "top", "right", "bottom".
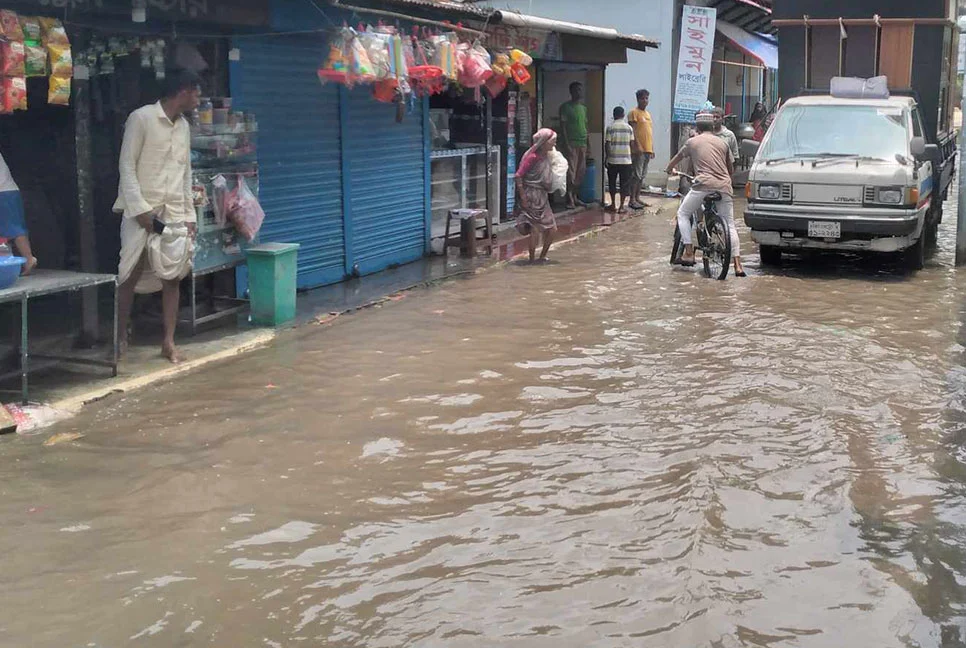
[{"left": 4, "top": 197, "right": 966, "bottom": 647}]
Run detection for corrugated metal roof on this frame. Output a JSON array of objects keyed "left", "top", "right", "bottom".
[
  {"left": 708, "top": 0, "right": 776, "bottom": 35},
  {"left": 345, "top": 0, "right": 491, "bottom": 18},
  {"left": 339, "top": 0, "right": 659, "bottom": 50}
]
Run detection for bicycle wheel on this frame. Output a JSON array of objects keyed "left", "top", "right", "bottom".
[
  {"left": 670, "top": 224, "right": 683, "bottom": 265},
  {"left": 702, "top": 212, "right": 732, "bottom": 280}
]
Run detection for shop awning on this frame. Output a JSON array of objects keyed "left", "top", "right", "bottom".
[
  {"left": 491, "top": 11, "right": 659, "bottom": 51},
  {"left": 716, "top": 19, "right": 778, "bottom": 69},
  {"left": 707, "top": 0, "right": 775, "bottom": 35}
]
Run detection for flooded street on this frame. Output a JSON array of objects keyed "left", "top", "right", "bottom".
[{"left": 5, "top": 201, "right": 966, "bottom": 647}]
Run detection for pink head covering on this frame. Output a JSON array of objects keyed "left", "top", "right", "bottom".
[{"left": 526, "top": 128, "right": 557, "bottom": 157}]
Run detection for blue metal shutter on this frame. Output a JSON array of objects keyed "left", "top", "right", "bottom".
[
  {"left": 231, "top": 37, "right": 346, "bottom": 289},
  {"left": 343, "top": 87, "right": 428, "bottom": 276}
]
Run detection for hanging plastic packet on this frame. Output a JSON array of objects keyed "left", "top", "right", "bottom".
[
  {"left": 3, "top": 77, "right": 28, "bottom": 112},
  {"left": 0, "top": 9, "right": 22, "bottom": 41},
  {"left": 18, "top": 15, "right": 41, "bottom": 42},
  {"left": 48, "top": 76, "right": 70, "bottom": 106},
  {"left": 227, "top": 175, "right": 265, "bottom": 242},
  {"left": 485, "top": 73, "right": 507, "bottom": 98},
  {"left": 458, "top": 42, "right": 493, "bottom": 88},
  {"left": 491, "top": 52, "right": 512, "bottom": 78},
  {"left": 511, "top": 62, "right": 531, "bottom": 85},
  {"left": 24, "top": 41, "right": 47, "bottom": 77},
  {"left": 2, "top": 41, "right": 26, "bottom": 77},
  {"left": 39, "top": 17, "right": 69, "bottom": 46},
  {"left": 360, "top": 31, "right": 391, "bottom": 80},
  {"left": 431, "top": 34, "right": 458, "bottom": 80},
  {"left": 347, "top": 31, "right": 376, "bottom": 85},
  {"left": 318, "top": 28, "right": 352, "bottom": 85},
  {"left": 49, "top": 43, "right": 74, "bottom": 77},
  {"left": 510, "top": 49, "right": 533, "bottom": 67}
]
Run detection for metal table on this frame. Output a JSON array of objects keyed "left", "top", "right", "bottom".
[{"left": 0, "top": 270, "right": 118, "bottom": 404}]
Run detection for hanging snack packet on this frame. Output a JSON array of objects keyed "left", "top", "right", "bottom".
[
  {"left": 347, "top": 32, "right": 375, "bottom": 84},
  {"left": 318, "top": 28, "right": 351, "bottom": 84},
  {"left": 39, "top": 17, "right": 70, "bottom": 47},
  {"left": 2, "top": 41, "right": 26, "bottom": 77},
  {"left": 48, "top": 75, "right": 71, "bottom": 106},
  {"left": 360, "top": 31, "right": 391, "bottom": 80},
  {"left": 19, "top": 15, "right": 41, "bottom": 42},
  {"left": 48, "top": 43, "right": 73, "bottom": 77},
  {"left": 24, "top": 41, "right": 47, "bottom": 77},
  {"left": 0, "top": 10, "right": 22, "bottom": 41},
  {"left": 4, "top": 77, "right": 28, "bottom": 112}
]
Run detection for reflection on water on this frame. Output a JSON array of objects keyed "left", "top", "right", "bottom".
[{"left": 3, "top": 201, "right": 966, "bottom": 646}]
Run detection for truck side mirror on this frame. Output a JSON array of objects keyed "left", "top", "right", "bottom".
[
  {"left": 740, "top": 139, "right": 760, "bottom": 160},
  {"left": 911, "top": 136, "right": 927, "bottom": 158},
  {"left": 912, "top": 138, "right": 941, "bottom": 164}
]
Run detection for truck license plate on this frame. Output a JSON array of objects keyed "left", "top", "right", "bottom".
[{"left": 808, "top": 221, "right": 841, "bottom": 239}]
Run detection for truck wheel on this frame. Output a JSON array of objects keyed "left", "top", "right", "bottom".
[
  {"left": 903, "top": 234, "right": 925, "bottom": 270},
  {"left": 925, "top": 219, "right": 939, "bottom": 251},
  {"left": 759, "top": 245, "right": 782, "bottom": 266}
]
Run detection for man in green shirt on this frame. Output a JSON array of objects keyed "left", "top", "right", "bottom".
[{"left": 559, "top": 81, "right": 588, "bottom": 208}]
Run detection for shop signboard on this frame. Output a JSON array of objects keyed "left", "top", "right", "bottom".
[
  {"left": 485, "top": 24, "right": 562, "bottom": 61},
  {"left": 5, "top": 0, "right": 270, "bottom": 25},
  {"left": 672, "top": 5, "right": 717, "bottom": 123}
]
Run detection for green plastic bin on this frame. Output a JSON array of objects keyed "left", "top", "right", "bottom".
[{"left": 246, "top": 243, "right": 300, "bottom": 326}]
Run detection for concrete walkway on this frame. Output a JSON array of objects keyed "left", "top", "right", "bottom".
[{"left": 6, "top": 198, "right": 678, "bottom": 431}]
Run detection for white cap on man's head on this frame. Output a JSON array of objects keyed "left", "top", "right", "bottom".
[{"left": 695, "top": 112, "right": 715, "bottom": 125}]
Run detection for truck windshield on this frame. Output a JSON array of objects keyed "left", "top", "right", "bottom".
[{"left": 758, "top": 104, "right": 908, "bottom": 161}]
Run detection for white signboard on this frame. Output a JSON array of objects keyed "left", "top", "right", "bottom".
[{"left": 672, "top": 5, "right": 717, "bottom": 123}]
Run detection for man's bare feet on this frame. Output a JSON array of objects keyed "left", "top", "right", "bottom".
[
  {"left": 21, "top": 257, "right": 37, "bottom": 276},
  {"left": 162, "top": 343, "right": 183, "bottom": 364}
]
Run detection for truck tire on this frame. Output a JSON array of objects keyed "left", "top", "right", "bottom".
[
  {"left": 925, "top": 202, "right": 941, "bottom": 251},
  {"left": 903, "top": 234, "right": 925, "bottom": 270},
  {"left": 759, "top": 245, "right": 782, "bottom": 266}
]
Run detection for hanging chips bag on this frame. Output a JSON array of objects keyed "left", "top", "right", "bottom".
[
  {"left": 4, "top": 77, "right": 28, "bottom": 112},
  {"left": 0, "top": 10, "right": 22, "bottom": 41},
  {"left": 24, "top": 41, "right": 47, "bottom": 77},
  {"left": 48, "top": 43, "right": 73, "bottom": 78},
  {"left": 39, "top": 17, "right": 69, "bottom": 47},
  {"left": 2, "top": 41, "right": 26, "bottom": 77},
  {"left": 19, "top": 15, "right": 41, "bottom": 42},
  {"left": 48, "top": 75, "right": 71, "bottom": 106}
]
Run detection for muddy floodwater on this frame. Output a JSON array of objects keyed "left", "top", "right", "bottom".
[{"left": 4, "top": 203, "right": 966, "bottom": 647}]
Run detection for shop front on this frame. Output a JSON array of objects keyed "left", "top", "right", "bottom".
[
  {"left": 479, "top": 15, "right": 656, "bottom": 215},
  {"left": 0, "top": 1, "right": 268, "bottom": 395}
]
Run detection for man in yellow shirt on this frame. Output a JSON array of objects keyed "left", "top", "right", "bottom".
[{"left": 627, "top": 88, "right": 654, "bottom": 210}]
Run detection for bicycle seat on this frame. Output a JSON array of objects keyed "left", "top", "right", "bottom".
[{"left": 704, "top": 191, "right": 722, "bottom": 202}]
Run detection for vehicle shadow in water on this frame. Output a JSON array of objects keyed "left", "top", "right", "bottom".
[{"left": 748, "top": 248, "right": 940, "bottom": 283}]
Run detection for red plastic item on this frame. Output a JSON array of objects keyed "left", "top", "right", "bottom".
[
  {"left": 510, "top": 62, "right": 531, "bottom": 84},
  {"left": 372, "top": 78, "right": 398, "bottom": 103},
  {"left": 317, "top": 68, "right": 348, "bottom": 84}
]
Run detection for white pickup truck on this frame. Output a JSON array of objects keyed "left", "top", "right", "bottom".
[{"left": 742, "top": 84, "right": 956, "bottom": 270}]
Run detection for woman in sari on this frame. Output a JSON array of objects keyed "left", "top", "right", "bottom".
[{"left": 515, "top": 128, "right": 558, "bottom": 262}]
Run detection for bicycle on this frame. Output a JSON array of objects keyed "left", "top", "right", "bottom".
[{"left": 668, "top": 173, "right": 732, "bottom": 281}]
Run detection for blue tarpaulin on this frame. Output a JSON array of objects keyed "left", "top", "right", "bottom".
[{"left": 716, "top": 19, "right": 778, "bottom": 70}]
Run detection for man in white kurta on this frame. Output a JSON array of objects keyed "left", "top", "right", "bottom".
[{"left": 114, "top": 69, "right": 200, "bottom": 363}]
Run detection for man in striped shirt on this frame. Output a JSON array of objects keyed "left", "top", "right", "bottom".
[{"left": 605, "top": 106, "right": 635, "bottom": 213}]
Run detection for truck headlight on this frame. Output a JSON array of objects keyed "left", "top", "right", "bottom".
[
  {"left": 876, "top": 188, "right": 903, "bottom": 204},
  {"left": 757, "top": 183, "right": 783, "bottom": 200}
]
